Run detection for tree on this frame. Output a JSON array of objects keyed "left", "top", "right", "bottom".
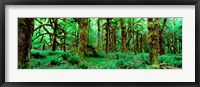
[
  {"left": 51, "top": 18, "right": 58, "bottom": 51},
  {"left": 18, "top": 18, "right": 34, "bottom": 68},
  {"left": 97, "top": 18, "right": 101, "bottom": 50},
  {"left": 78, "top": 18, "right": 88, "bottom": 59},
  {"left": 120, "top": 18, "right": 127, "bottom": 53},
  {"left": 21, "top": 17, "right": 182, "bottom": 69},
  {"left": 112, "top": 18, "right": 118, "bottom": 52},
  {"left": 106, "top": 18, "right": 111, "bottom": 54},
  {"left": 148, "top": 18, "right": 159, "bottom": 66}
]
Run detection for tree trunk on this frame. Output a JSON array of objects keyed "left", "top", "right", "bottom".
[
  {"left": 76, "top": 22, "right": 79, "bottom": 50},
  {"left": 140, "top": 34, "right": 143, "bottom": 52},
  {"left": 126, "top": 19, "right": 131, "bottom": 51},
  {"left": 134, "top": 30, "right": 139, "bottom": 54},
  {"left": 148, "top": 18, "right": 159, "bottom": 66},
  {"left": 88, "top": 18, "right": 90, "bottom": 45},
  {"left": 178, "top": 36, "right": 182, "bottom": 53},
  {"left": 120, "top": 18, "right": 126, "bottom": 53},
  {"left": 106, "top": 18, "right": 111, "bottom": 54},
  {"left": 113, "top": 24, "right": 117, "bottom": 51},
  {"left": 18, "top": 18, "right": 34, "bottom": 69},
  {"left": 43, "top": 43, "right": 46, "bottom": 50},
  {"left": 52, "top": 18, "right": 58, "bottom": 51},
  {"left": 109, "top": 21, "right": 113, "bottom": 52},
  {"left": 173, "top": 33, "right": 178, "bottom": 54},
  {"left": 159, "top": 18, "right": 167, "bottom": 55},
  {"left": 142, "top": 33, "right": 148, "bottom": 53},
  {"left": 132, "top": 19, "right": 135, "bottom": 53},
  {"left": 102, "top": 23, "right": 105, "bottom": 51},
  {"left": 78, "top": 18, "right": 88, "bottom": 59},
  {"left": 97, "top": 18, "right": 101, "bottom": 50}
]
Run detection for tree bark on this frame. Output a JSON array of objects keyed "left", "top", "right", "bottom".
[
  {"left": 132, "top": 19, "right": 135, "bottom": 53},
  {"left": 18, "top": 18, "right": 34, "bottom": 69},
  {"left": 78, "top": 18, "right": 88, "bottom": 59},
  {"left": 97, "top": 18, "right": 101, "bottom": 50},
  {"left": 113, "top": 23, "right": 117, "bottom": 51},
  {"left": 173, "top": 33, "right": 178, "bottom": 54},
  {"left": 51, "top": 18, "right": 58, "bottom": 51},
  {"left": 148, "top": 18, "right": 159, "bottom": 65},
  {"left": 134, "top": 30, "right": 139, "bottom": 54},
  {"left": 120, "top": 18, "right": 127, "bottom": 53},
  {"left": 88, "top": 18, "right": 90, "bottom": 45},
  {"left": 126, "top": 19, "right": 131, "bottom": 51},
  {"left": 106, "top": 18, "right": 111, "bottom": 54}
]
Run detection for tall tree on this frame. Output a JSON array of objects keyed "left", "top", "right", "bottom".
[
  {"left": 18, "top": 18, "right": 34, "bottom": 68},
  {"left": 97, "top": 18, "right": 101, "bottom": 50},
  {"left": 134, "top": 30, "right": 139, "bottom": 54},
  {"left": 78, "top": 18, "right": 88, "bottom": 59},
  {"left": 112, "top": 19, "right": 117, "bottom": 51},
  {"left": 120, "top": 18, "right": 126, "bottom": 53},
  {"left": 132, "top": 19, "right": 135, "bottom": 53},
  {"left": 126, "top": 18, "right": 132, "bottom": 51},
  {"left": 173, "top": 32, "right": 178, "bottom": 54},
  {"left": 148, "top": 18, "right": 159, "bottom": 66},
  {"left": 50, "top": 18, "right": 58, "bottom": 51},
  {"left": 106, "top": 18, "right": 111, "bottom": 54}
]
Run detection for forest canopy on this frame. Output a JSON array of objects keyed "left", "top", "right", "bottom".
[{"left": 18, "top": 18, "right": 182, "bottom": 69}]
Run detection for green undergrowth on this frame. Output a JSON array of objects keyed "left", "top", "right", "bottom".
[{"left": 26, "top": 50, "right": 182, "bottom": 69}]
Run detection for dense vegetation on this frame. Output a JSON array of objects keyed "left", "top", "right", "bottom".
[{"left": 18, "top": 18, "right": 182, "bottom": 69}]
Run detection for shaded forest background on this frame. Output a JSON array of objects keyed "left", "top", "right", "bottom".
[{"left": 18, "top": 18, "right": 182, "bottom": 69}]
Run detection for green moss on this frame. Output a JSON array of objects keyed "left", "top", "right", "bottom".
[{"left": 151, "top": 64, "right": 160, "bottom": 69}]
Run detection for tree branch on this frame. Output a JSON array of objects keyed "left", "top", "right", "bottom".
[
  {"left": 34, "top": 24, "right": 51, "bottom": 31},
  {"left": 32, "top": 33, "right": 49, "bottom": 42}
]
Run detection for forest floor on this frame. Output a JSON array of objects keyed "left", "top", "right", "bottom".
[{"left": 26, "top": 50, "right": 182, "bottom": 69}]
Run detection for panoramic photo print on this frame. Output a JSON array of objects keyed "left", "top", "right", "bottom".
[{"left": 18, "top": 18, "right": 182, "bottom": 69}]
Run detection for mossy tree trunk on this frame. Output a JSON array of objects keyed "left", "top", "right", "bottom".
[
  {"left": 120, "top": 18, "right": 126, "bottom": 53},
  {"left": 106, "top": 18, "right": 111, "bottom": 54},
  {"left": 148, "top": 18, "right": 159, "bottom": 66},
  {"left": 126, "top": 19, "right": 131, "bottom": 51},
  {"left": 113, "top": 22, "right": 117, "bottom": 52},
  {"left": 88, "top": 18, "right": 90, "bottom": 45},
  {"left": 134, "top": 30, "right": 139, "bottom": 54},
  {"left": 18, "top": 18, "right": 34, "bottom": 69},
  {"left": 78, "top": 18, "right": 88, "bottom": 59},
  {"left": 97, "top": 18, "right": 101, "bottom": 50},
  {"left": 173, "top": 33, "right": 178, "bottom": 54},
  {"left": 142, "top": 33, "right": 148, "bottom": 53},
  {"left": 50, "top": 18, "right": 58, "bottom": 51},
  {"left": 132, "top": 19, "right": 135, "bottom": 53}
]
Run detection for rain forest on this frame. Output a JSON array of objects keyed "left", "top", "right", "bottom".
[{"left": 18, "top": 18, "right": 182, "bottom": 69}]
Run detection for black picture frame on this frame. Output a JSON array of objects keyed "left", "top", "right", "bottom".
[{"left": 0, "top": 0, "right": 199, "bottom": 87}]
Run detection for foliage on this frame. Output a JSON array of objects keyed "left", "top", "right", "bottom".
[
  {"left": 67, "top": 55, "right": 81, "bottom": 65},
  {"left": 30, "top": 50, "right": 46, "bottom": 59},
  {"left": 79, "top": 62, "right": 89, "bottom": 69},
  {"left": 158, "top": 54, "right": 182, "bottom": 68},
  {"left": 19, "top": 17, "right": 182, "bottom": 69}
]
